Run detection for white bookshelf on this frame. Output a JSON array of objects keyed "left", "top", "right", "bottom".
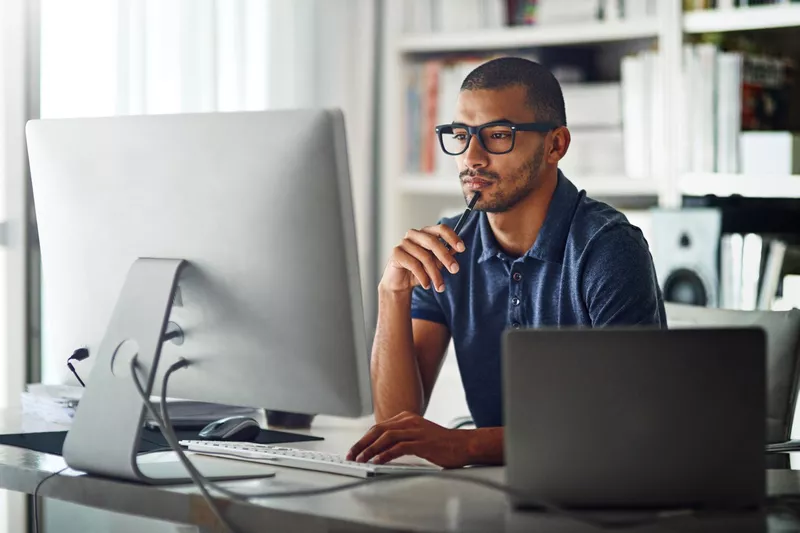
[
  {"left": 571, "top": 176, "right": 662, "bottom": 197},
  {"left": 379, "top": 1, "right": 800, "bottom": 268},
  {"left": 684, "top": 4, "right": 800, "bottom": 33},
  {"left": 680, "top": 173, "right": 800, "bottom": 199},
  {"left": 397, "top": 19, "right": 659, "bottom": 53}
]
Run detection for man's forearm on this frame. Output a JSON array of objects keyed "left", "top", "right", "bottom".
[
  {"left": 371, "top": 287, "right": 424, "bottom": 421},
  {"left": 465, "top": 427, "right": 504, "bottom": 466}
]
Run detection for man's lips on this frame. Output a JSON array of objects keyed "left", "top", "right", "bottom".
[{"left": 462, "top": 177, "right": 494, "bottom": 189}]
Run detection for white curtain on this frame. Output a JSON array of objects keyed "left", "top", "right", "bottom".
[
  {"left": 40, "top": 0, "right": 377, "bottom": 383},
  {"left": 0, "top": 0, "right": 39, "bottom": 529},
  {"left": 114, "top": 0, "right": 270, "bottom": 114},
  {"left": 1, "top": 0, "right": 35, "bottom": 410},
  {"left": 40, "top": 0, "right": 272, "bottom": 116}
]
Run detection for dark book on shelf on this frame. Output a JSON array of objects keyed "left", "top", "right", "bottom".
[{"left": 741, "top": 55, "right": 792, "bottom": 131}]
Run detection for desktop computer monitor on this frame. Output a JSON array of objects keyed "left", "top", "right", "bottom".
[{"left": 26, "top": 108, "right": 372, "bottom": 482}]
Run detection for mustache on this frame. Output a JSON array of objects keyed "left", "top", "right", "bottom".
[{"left": 459, "top": 169, "right": 500, "bottom": 181}]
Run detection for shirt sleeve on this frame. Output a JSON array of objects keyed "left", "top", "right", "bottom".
[
  {"left": 410, "top": 284, "right": 448, "bottom": 325},
  {"left": 581, "top": 225, "right": 667, "bottom": 327}
]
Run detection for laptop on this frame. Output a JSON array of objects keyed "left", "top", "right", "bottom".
[{"left": 502, "top": 327, "right": 766, "bottom": 510}]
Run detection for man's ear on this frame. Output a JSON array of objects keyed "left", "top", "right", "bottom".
[{"left": 547, "top": 127, "right": 570, "bottom": 164}]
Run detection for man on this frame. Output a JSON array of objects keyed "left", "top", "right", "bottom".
[{"left": 347, "top": 57, "right": 666, "bottom": 469}]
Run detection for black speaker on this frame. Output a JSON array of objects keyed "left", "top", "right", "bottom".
[{"left": 652, "top": 208, "right": 721, "bottom": 307}]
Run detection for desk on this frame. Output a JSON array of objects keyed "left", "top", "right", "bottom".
[{"left": 1, "top": 409, "right": 800, "bottom": 533}]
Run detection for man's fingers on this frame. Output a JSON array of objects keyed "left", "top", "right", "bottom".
[
  {"left": 390, "top": 247, "right": 431, "bottom": 290},
  {"left": 372, "top": 441, "right": 418, "bottom": 465},
  {"left": 426, "top": 224, "right": 465, "bottom": 253},
  {"left": 399, "top": 240, "right": 445, "bottom": 292},
  {"left": 346, "top": 413, "right": 418, "bottom": 461},
  {"left": 405, "top": 229, "right": 460, "bottom": 276},
  {"left": 346, "top": 425, "right": 384, "bottom": 461},
  {"left": 354, "top": 429, "right": 418, "bottom": 463},
  {"left": 347, "top": 425, "right": 385, "bottom": 461}
]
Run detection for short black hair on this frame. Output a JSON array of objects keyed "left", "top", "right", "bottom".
[{"left": 460, "top": 57, "right": 567, "bottom": 127}]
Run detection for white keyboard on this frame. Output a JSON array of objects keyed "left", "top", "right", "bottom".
[{"left": 180, "top": 440, "right": 441, "bottom": 478}]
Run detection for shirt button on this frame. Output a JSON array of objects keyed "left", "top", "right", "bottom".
[
  {"left": 511, "top": 297, "right": 520, "bottom": 306},
  {"left": 512, "top": 272, "right": 522, "bottom": 282},
  {"left": 512, "top": 322, "right": 521, "bottom": 329}
]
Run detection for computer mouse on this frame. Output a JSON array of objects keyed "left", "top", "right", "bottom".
[{"left": 198, "top": 416, "right": 261, "bottom": 442}]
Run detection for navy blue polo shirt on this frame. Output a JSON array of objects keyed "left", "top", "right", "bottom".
[{"left": 411, "top": 171, "right": 667, "bottom": 428}]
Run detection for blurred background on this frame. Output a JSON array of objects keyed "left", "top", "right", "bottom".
[{"left": 2, "top": 0, "right": 800, "bottom": 531}]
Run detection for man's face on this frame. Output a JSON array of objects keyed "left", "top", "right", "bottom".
[{"left": 452, "top": 85, "right": 550, "bottom": 213}]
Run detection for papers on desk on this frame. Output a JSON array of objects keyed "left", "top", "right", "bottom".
[
  {"left": 21, "top": 383, "right": 261, "bottom": 428},
  {"left": 21, "top": 384, "right": 81, "bottom": 426}
]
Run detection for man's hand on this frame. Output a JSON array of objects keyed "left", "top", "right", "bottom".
[
  {"left": 346, "top": 411, "right": 473, "bottom": 469},
  {"left": 380, "top": 225, "right": 465, "bottom": 295}
]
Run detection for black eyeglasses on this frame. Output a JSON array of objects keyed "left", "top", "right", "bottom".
[{"left": 435, "top": 121, "right": 557, "bottom": 156}]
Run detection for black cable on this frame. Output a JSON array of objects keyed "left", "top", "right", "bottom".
[
  {"left": 66, "top": 347, "right": 89, "bottom": 387},
  {"left": 32, "top": 467, "right": 69, "bottom": 533},
  {"left": 66, "top": 362, "right": 85, "bottom": 387}
]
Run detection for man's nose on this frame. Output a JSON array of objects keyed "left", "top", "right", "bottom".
[{"left": 462, "top": 133, "right": 489, "bottom": 169}]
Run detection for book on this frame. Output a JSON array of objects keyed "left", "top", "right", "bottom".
[
  {"left": 758, "top": 240, "right": 788, "bottom": 310},
  {"left": 715, "top": 52, "right": 743, "bottom": 173},
  {"left": 621, "top": 53, "right": 650, "bottom": 178},
  {"left": 681, "top": 43, "right": 791, "bottom": 173},
  {"left": 740, "top": 233, "right": 764, "bottom": 310},
  {"left": 720, "top": 234, "right": 744, "bottom": 309},
  {"left": 741, "top": 55, "right": 790, "bottom": 131}
]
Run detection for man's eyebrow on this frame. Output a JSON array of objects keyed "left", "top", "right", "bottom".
[{"left": 450, "top": 118, "right": 514, "bottom": 126}]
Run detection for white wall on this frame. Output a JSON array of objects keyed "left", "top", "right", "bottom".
[{"left": 267, "top": 0, "right": 377, "bottom": 324}]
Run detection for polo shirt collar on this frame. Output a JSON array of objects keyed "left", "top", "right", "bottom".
[{"left": 476, "top": 170, "right": 579, "bottom": 264}]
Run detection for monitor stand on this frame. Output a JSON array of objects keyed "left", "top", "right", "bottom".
[{"left": 62, "top": 258, "right": 276, "bottom": 484}]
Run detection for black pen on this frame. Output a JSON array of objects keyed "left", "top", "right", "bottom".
[{"left": 444, "top": 191, "right": 481, "bottom": 251}]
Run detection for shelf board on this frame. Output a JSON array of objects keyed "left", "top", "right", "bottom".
[
  {"left": 571, "top": 176, "right": 661, "bottom": 197},
  {"left": 398, "top": 175, "right": 659, "bottom": 198},
  {"left": 680, "top": 173, "right": 800, "bottom": 198},
  {"left": 396, "top": 20, "right": 659, "bottom": 54},
  {"left": 684, "top": 4, "right": 800, "bottom": 33}
]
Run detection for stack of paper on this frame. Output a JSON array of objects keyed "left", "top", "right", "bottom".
[
  {"left": 21, "top": 384, "right": 81, "bottom": 426},
  {"left": 21, "top": 383, "right": 262, "bottom": 428}
]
